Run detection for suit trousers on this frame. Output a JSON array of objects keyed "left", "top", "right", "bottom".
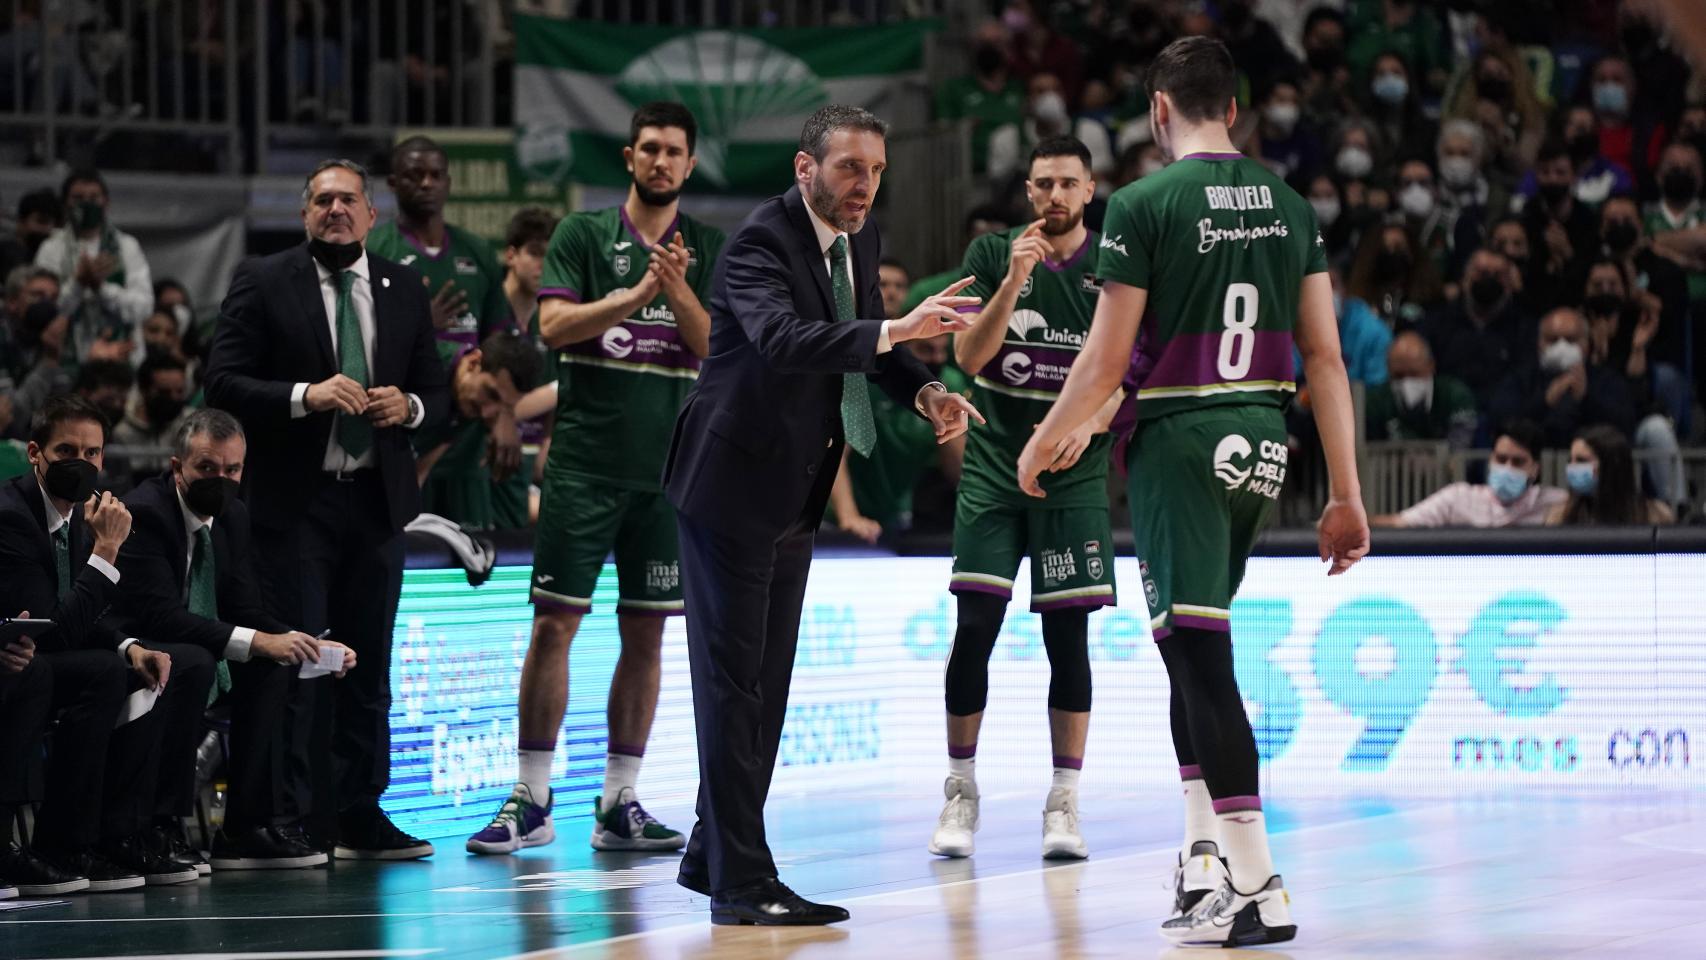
[
  {"left": 0, "top": 656, "right": 55, "bottom": 809},
  {"left": 32, "top": 649, "right": 126, "bottom": 850},
  {"left": 253, "top": 470, "right": 404, "bottom": 830},
  {"left": 675, "top": 510, "right": 815, "bottom": 894}
]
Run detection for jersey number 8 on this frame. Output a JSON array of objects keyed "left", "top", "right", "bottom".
[{"left": 1217, "top": 282, "right": 1258, "bottom": 381}]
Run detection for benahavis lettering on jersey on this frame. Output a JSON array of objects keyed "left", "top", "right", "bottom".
[{"left": 1196, "top": 217, "right": 1291, "bottom": 254}]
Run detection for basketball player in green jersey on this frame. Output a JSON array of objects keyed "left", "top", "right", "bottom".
[
  {"left": 466, "top": 102, "right": 723, "bottom": 857},
  {"left": 1018, "top": 38, "right": 1369, "bottom": 948}
]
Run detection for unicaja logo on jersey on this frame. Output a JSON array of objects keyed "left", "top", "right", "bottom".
[
  {"left": 1007, "top": 309, "right": 1047, "bottom": 340},
  {"left": 1213, "top": 434, "right": 1253, "bottom": 490},
  {"left": 1001, "top": 352, "right": 1033, "bottom": 385},
  {"left": 602, "top": 326, "right": 635, "bottom": 359}
]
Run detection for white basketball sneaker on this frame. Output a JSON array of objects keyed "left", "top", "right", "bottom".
[
  {"left": 1040, "top": 787, "right": 1088, "bottom": 860},
  {"left": 927, "top": 776, "right": 979, "bottom": 858},
  {"left": 1160, "top": 874, "right": 1296, "bottom": 948},
  {"left": 1170, "top": 840, "right": 1229, "bottom": 918}
]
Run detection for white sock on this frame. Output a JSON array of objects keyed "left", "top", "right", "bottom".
[
  {"left": 948, "top": 755, "right": 976, "bottom": 783},
  {"left": 602, "top": 750, "right": 643, "bottom": 808},
  {"left": 1181, "top": 770, "right": 1218, "bottom": 860},
  {"left": 1050, "top": 765, "right": 1081, "bottom": 793},
  {"left": 517, "top": 748, "right": 553, "bottom": 803},
  {"left": 1217, "top": 805, "right": 1276, "bottom": 892}
]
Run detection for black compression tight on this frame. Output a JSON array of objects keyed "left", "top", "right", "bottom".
[
  {"left": 1158, "top": 627, "right": 1259, "bottom": 799},
  {"left": 945, "top": 593, "right": 1093, "bottom": 715}
]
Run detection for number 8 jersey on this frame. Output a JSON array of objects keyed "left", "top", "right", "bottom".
[{"left": 1096, "top": 151, "right": 1328, "bottom": 423}]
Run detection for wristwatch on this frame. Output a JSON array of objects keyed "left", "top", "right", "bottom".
[{"left": 405, "top": 393, "right": 421, "bottom": 426}]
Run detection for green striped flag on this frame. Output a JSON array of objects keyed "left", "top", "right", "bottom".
[{"left": 513, "top": 16, "right": 935, "bottom": 195}]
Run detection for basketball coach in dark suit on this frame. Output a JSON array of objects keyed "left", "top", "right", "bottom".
[
  {"left": 663, "top": 105, "right": 982, "bottom": 925},
  {"left": 204, "top": 159, "right": 447, "bottom": 860}
]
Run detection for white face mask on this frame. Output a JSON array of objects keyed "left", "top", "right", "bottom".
[
  {"left": 1439, "top": 155, "right": 1477, "bottom": 188},
  {"left": 1264, "top": 103, "right": 1300, "bottom": 132},
  {"left": 1310, "top": 196, "right": 1341, "bottom": 227},
  {"left": 1540, "top": 338, "right": 1585, "bottom": 374},
  {"left": 1336, "top": 145, "right": 1373, "bottom": 178},
  {"left": 1392, "top": 376, "right": 1433, "bottom": 411},
  {"left": 1398, "top": 183, "right": 1435, "bottom": 218},
  {"left": 1032, "top": 92, "right": 1069, "bottom": 125},
  {"left": 1139, "top": 158, "right": 1166, "bottom": 177}
]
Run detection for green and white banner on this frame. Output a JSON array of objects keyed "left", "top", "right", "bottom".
[{"left": 513, "top": 16, "right": 934, "bottom": 195}]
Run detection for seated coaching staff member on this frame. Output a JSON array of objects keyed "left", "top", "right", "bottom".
[
  {"left": 0, "top": 395, "right": 191, "bottom": 890},
  {"left": 204, "top": 159, "right": 447, "bottom": 860},
  {"left": 114, "top": 408, "right": 350, "bottom": 871},
  {"left": 663, "top": 105, "right": 982, "bottom": 925}
]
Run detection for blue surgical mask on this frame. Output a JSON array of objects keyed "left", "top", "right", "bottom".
[
  {"left": 1372, "top": 74, "right": 1409, "bottom": 105},
  {"left": 1593, "top": 82, "right": 1629, "bottom": 116},
  {"left": 1566, "top": 462, "right": 1598, "bottom": 495},
  {"left": 1486, "top": 463, "right": 1530, "bottom": 504}
]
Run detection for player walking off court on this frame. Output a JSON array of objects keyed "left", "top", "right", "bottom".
[
  {"left": 1017, "top": 38, "right": 1369, "bottom": 948},
  {"left": 929, "top": 136, "right": 1123, "bottom": 863}
]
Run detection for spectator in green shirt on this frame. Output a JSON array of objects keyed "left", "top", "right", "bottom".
[
  {"left": 903, "top": 205, "right": 1012, "bottom": 315},
  {"left": 1366, "top": 331, "right": 1479, "bottom": 449},
  {"left": 1346, "top": 0, "right": 1448, "bottom": 98},
  {"left": 935, "top": 20, "right": 1026, "bottom": 176}
]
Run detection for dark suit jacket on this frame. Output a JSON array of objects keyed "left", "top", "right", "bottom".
[
  {"left": 203, "top": 244, "right": 448, "bottom": 535},
  {"left": 1488, "top": 359, "right": 1639, "bottom": 450},
  {"left": 112, "top": 474, "right": 289, "bottom": 656},
  {"left": 663, "top": 187, "right": 934, "bottom": 540},
  {"left": 0, "top": 473, "right": 123, "bottom": 654}
]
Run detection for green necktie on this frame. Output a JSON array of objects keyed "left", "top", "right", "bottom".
[
  {"left": 52, "top": 523, "right": 70, "bottom": 598},
  {"left": 829, "top": 236, "right": 876, "bottom": 457},
  {"left": 334, "top": 270, "right": 372, "bottom": 459},
  {"left": 188, "top": 526, "right": 231, "bottom": 704}
]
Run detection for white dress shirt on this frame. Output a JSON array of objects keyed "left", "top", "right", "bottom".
[
  {"left": 798, "top": 188, "right": 944, "bottom": 413},
  {"left": 175, "top": 487, "right": 256, "bottom": 662},
  {"left": 287, "top": 252, "right": 425, "bottom": 471},
  {"left": 36, "top": 478, "right": 137, "bottom": 657}
]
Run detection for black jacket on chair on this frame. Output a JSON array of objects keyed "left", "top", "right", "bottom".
[
  {"left": 112, "top": 474, "right": 289, "bottom": 655},
  {"left": 0, "top": 472, "right": 123, "bottom": 654},
  {"left": 202, "top": 243, "right": 448, "bottom": 535},
  {"left": 662, "top": 187, "right": 934, "bottom": 540}
]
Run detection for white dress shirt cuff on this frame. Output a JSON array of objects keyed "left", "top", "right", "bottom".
[
  {"left": 87, "top": 554, "right": 119, "bottom": 584},
  {"left": 117, "top": 637, "right": 139, "bottom": 658},
  {"left": 290, "top": 382, "right": 310, "bottom": 418},
  {"left": 406, "top": 393, "right": 425, "bottom": 429},
  {"left": 915, "top": 381, "right": 947, "bottom": 415},
  {"left": 225, "top": 627, "right": 256, "bottom": 662},
  {"left": 877, "top": 320, "right": 893, "bottom": 355}
]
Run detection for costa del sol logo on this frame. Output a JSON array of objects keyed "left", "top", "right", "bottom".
[
  {"left": 1213, "top": 434, "right": 1253, "bottom": 490},
  {"left": 1001, "top": 352, "right": 1033, "bottom": 386}
]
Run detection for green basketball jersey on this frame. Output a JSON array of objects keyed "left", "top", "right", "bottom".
[
  {"left": 958, "top": 227, "right": 1110, "bottom": 509},
  {"left": 367, "top": 221, "right": 509, "bottom": 355},
  {"left": 538, "top": 206, "right": 724, "bottom": 490},
  {"left": 1096, "top": 152, "right": 1328, "bottom": 422}
]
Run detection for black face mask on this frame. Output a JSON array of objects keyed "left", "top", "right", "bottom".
[
  {"left": 183, "top": 475, "right": 240, "bottom": 518},
  {"left": 1375, "top": 249, "right": 1412, "bottom": 283},
  {"left": 1661, "top": 170, "right": 1701, "bottom": 207},
  {"left": 1584, "top": 292, "right": 1625, "bottom": 318},
  {"left": 1478, "top": 75, "right": 1511, "bottom": 104},
  {"left": 1307, "top": 45, "right": 1344, "bottom": 74},
  {"left": 144, "top": 392, "right": 185, "bottom": 428},
  {"left": 1538, "top": 181, "right": 1571, "bottom": 207},
  {"left": 308, "top": 236, "right": 363, "bottom": 272},
  {"left": 973, "top": 44, "right": 1005, "bottom": 76},
  {"left": 1604, "top": 220, "right": 1640, "bottom": 253},
  {"left": 97, "top": 404, "right": 126, "bottom": 430},
  {"left": 42, "top": 457, "right": 98, "bottom": 503},
  {"left": 1469, "top": 276, "right": 1507, "bottom": 309},
  {"left": 1568, "top": 132, "right": 1599, "bottom": 164}
]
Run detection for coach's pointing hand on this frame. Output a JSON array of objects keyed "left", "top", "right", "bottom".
[
  {"left": 921, "top": 387, "right": 984, "bottom": 444},
  {"left": 888, "top": 276, "right": 980, "bottom": 343}
]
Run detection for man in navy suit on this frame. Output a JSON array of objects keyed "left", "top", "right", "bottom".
[
  {"left": 204, "top": 159, "right": 447, "bottom": 861},
  {"left": 663, "top": 105, "right": 983, "bottom": 925}
]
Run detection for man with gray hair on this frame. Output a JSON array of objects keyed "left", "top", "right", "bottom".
[
  {"left": 115, "top": 408, "right": 353, "bottom": 871},
  {"left": 205, "top": 158, "right": 447, "bottom": 862},
  {"left": 662, "top": 104, "right": 981, "bottom": 924}
]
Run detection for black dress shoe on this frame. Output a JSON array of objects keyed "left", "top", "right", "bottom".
[
  {"left": 151, "top": 823, "right": 211, "bottom": 876},
  {"left": 100, "top": 834, "right": 199, "bottom": 886},
  {"left": 0, "top": 842, "right": 91, "bottom": 895},
  {"left": 678, "top": 869, "right": 711, "bottom": 895},
  {"left": 335, "top": 803, "right": 434, "bottom": 861},
  {"left": 34, "top": 847, "right": 145, "bottom": 893},
  {"left": 710, "top": 877, "right": 850, "bottom": 926},
  {"left": 276, "top": 821, "right": 333, "bottom": 853},
  {"left": 209, "top": 827, "right": 329, "bottom": 870}
]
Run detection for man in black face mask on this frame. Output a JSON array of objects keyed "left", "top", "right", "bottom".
[
  {"left": 0, "top": 395, "right": 201, "bottom": 892},
  {"left": 1600, "top": 196, "right": 1689, "bottom": 378},
  {"left": 0, "top": 189, "right": 61, "bottom": 280},
  {"left": 114, "top": 408, "right": 347, "bottom": 871},
  {"left": 33, "top": 169, "right": 155, "bottom": 361},
  {"left": 204, "top": 158, "right": 447, "bottom": 862},
  {"left": 935, "top": 20, "right": 1025, "bottom": 175},
  {"left": 112, "top": 353, "right": 191, "bottom": 485},
  {"left": 1521, "top": 138, "right": 1600, "bottom": 313},
  {"left": 1420, "top": 248, "right": 1537, "bottom": 413}
]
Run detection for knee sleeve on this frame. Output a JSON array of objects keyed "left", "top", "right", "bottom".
[
  {"left": 1040, "top": 609, "right": 1092, "bottom": 712},
  {"left": 1158, "top": 628, "right": 1259, "bottom": 799},
  {"left": 944, "top": 592, "right": 1006, "bottom": 716}
]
